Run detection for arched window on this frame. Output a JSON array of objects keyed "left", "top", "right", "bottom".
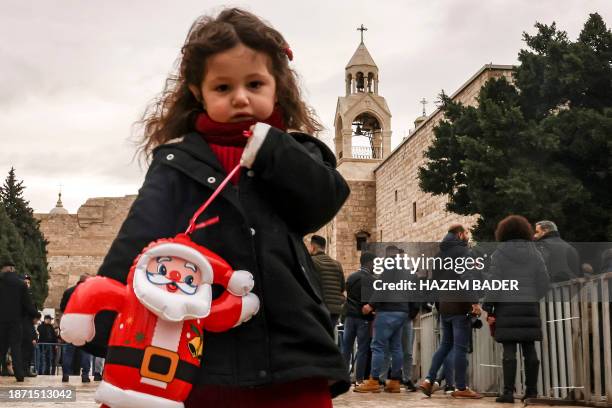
[{"left": 351, "top": 113, "right": 382, "bottom": 158}]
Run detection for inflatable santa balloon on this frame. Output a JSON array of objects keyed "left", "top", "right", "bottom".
[
  {"left": 61, "top": 233, "right": 259, "bottom": 408},
  {"left": 61, "top": 164, "right": 260, "bottom": 408}
]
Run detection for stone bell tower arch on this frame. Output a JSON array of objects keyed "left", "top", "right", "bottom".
[{"left": 326, "top": 26, "right": 392, "bottom": 272}]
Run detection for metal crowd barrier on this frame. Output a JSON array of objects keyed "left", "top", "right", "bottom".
[
  {"left": 416, "top": 272, "right": 612, "bottom": 406},
  {"left": 32, "top": 342, "right": 67, "bottom": 375}
]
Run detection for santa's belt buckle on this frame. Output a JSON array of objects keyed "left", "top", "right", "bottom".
[{"left": 140, "top": 346, "right": 179, "bottom": 383}]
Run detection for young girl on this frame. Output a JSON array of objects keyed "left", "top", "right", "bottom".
[{"left": 89, "top": 7, "right": 350, "bottom": 408}]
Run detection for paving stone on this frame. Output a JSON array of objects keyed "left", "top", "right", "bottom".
[{"left": 0, "top": 376, "right": 591, "bottom": 407}]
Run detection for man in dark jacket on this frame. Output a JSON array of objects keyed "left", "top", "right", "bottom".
[
  {"left": 0, "top": 259, "right": 38, "bottom": 382},
  {"left": 342, "top": 252, "right": 376, "bottom": 384},
  {"left": 534, "top": 220, "right": 580, "bottom": 282},
  {"left": 355, "top": 245, "right": 413, "bottom": 393},
  {"left": 37, "top": 314, "right": 57, "bottom": 375},
  {"left": 309, "top": 235, "right": 345, "bottom": 327},
  {"left": 60, "top": 275, "right": 92, "bottom": 383},
  {"left": 418, "top": 225, "right": 482, "bottom": 399},
  {"left": 21, "top": 275, "right": 39, "bottom": 377}
]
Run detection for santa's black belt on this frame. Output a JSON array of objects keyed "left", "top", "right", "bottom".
[{"left": 106, "top": 345, "right": 198, "bottom": 384}]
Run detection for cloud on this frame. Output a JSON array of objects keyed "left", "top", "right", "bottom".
[{"left": 1, "top": 0, "right": 611, "bottom": 212}]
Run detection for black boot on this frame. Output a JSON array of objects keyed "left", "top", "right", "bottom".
[
  {"left": 523, "top": 358, "right": 539, "bottom": 401},
  {"left": 403, "top": 379, "right": 417, "bottom": 392},
  {"left": 521, "top": 388, "right": 538, "bottom": 402},
  {"left": 500, "top": 358, "right": 516, "bottom": 402},
  {"left": 496, "top": 392, "right": 514, "bottom": 403}
]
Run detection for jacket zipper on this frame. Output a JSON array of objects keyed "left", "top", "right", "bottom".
[{"left": 237, "top": 181, "right": 272, "bottom": 383}]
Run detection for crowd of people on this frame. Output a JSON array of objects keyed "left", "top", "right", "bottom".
[
  {"left": 0, "top": 215, "right": 606, "bottom": 405},
  {"left": 0, "top": 264, "right": 104, "bottom": 383},
  {"left": 309, "top": 216, "right": 605, "bottom": 403}
]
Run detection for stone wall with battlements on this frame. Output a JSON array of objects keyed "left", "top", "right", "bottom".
[{"left": 35, "top": 195, "right": 136, "bottom": 310}]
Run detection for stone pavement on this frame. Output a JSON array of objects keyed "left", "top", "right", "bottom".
[{"left": 0, "top": 375, "right": 591, "bottom": 407}]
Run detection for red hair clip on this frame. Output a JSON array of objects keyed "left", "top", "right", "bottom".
[{"left": 284, "top": 47, "right": 293, "bottom": 61}]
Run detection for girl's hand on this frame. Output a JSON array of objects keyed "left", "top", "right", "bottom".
[
  {"left": 242, "top": 124, "right": 256, "bottom": 139},
  {"left": 487, "top": 315, "right": 496, "bottom": 325},
  {"left": 241, "top": 123, "right": 270, "bottom": 168}
]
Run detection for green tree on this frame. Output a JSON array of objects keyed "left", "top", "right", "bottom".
[
  {"left": 1, "top": 168, "right": 49, "bottom": 306},
  {"left": 0, "top": 205, "right": 26, "bottom": 275},
  {"left": 419, "top": 13, "right": 612, "bottom": 241}
]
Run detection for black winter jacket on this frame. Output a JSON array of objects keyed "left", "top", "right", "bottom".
[
  {"left": 433, "top": 233, "right": 478, "bottom": 316},
  {"left": 0, "top": 272, "right": 37, "bottom": 323},
  {"left": 85, "top": 129, "right": 351, "bottom": 396},
  {"left": 535, "top": 232, "right": 580, "bottom": 282},
  {"left": 24, "top": 320, "right": 37, "bottom": 343},
  {"left": 345, "top": 268, "right": 375, "bottom": 320},
  {"left": 38, "top": 322, "right": 57, "bottom": 343},
  {"left": 483, "top": 240, "right": 550, "bottom": 343}
]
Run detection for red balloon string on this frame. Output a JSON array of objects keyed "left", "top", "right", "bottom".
[{"left": 185, "top": 164, "right": 242, "bottom": 235}]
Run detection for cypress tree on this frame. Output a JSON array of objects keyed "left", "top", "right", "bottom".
[{"left": 1, "top": 168, "right": 49, "bottom": 306}]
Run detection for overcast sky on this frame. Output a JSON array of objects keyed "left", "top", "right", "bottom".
[{"left": 2, "top": 0, "right": 611, "bottom": 213}]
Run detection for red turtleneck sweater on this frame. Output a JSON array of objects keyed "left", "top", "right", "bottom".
[{"left": 194, "top": 109, "right": 286, "bottom": 185}]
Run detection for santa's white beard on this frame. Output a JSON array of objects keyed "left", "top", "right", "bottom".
[{"left": 133, "top": 266, "right": 212, "bottom": 322}]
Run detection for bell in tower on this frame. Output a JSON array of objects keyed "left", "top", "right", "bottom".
[{"left": 356, "top": 72, "right": 365, "bottom": 92}]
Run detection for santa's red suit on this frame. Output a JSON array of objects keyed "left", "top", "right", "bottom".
[{"left": 61, "top": 233, "right": 259, "bottom": 408}]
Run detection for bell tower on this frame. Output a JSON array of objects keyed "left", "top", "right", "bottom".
[
  {"left": 334, "top": 24, "right": 392, "bottom": 170},
  {"left": 324, "top": 26, "right": 391, "bottom": 273}
]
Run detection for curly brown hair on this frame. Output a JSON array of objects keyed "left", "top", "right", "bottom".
[
  {"left": 494, "top": 215, "right": 534, "bottom": 242},
  {"left": 137, "top": 8, "right": 321, "bottom": 159}
]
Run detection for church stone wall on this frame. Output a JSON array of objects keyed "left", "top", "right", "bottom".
[
  {"left": 375, "top": 66, "right": 512, "bottom": 243},
  {"left": 332, "top": 179, "right": 377, "bottom": 274},
  {"left": 36, "top": 195, "right": 136, "bottom": 310},
  {"left": 310, "top": 177, "right": 376, "bottom": 276}
]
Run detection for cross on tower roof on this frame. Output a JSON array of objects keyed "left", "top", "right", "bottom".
[
  {"left": 357, "top": 24, "right": 368, "bottom": 44},
  {"left": 420, "top": 98, "right": 428, "bottom": 116}
]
